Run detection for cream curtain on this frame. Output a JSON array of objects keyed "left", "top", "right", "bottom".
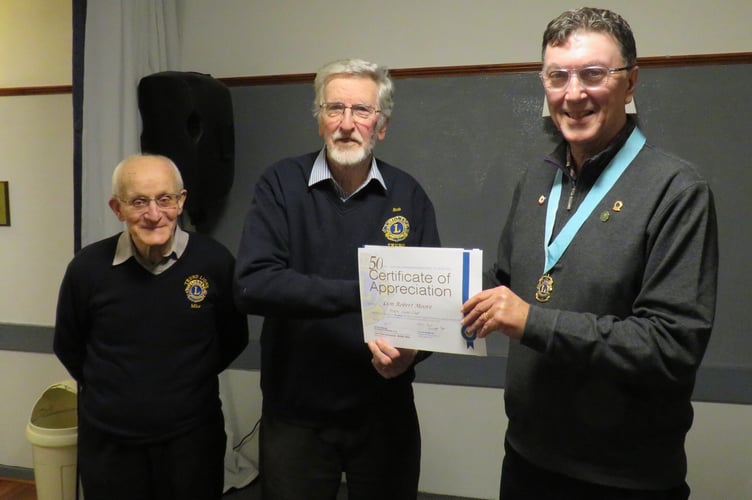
[
  {"left": 81, "top": 0, "right": 180, "bottom": 245},
  {"left": 80, "top": 1, "right": 258, "bottom": 492}
]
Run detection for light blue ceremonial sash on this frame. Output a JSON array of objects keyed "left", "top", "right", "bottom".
[{"left": 544, "top": 127, "right": 646, "bottom": 274}]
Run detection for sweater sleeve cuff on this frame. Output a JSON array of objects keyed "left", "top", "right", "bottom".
[
  {"left": 344, "top": 280, "right": 362, "bottom": 311},
  {"left": 520, "top": 305, "right": 559, "bottom": 353}
]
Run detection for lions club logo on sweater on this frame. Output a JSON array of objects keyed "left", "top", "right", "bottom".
[
  {"left": 184, "top": 274, "right": 209, "bottom": 309},
  {"left": 382, "top": 215, "right": 410, "bottom": 243}
]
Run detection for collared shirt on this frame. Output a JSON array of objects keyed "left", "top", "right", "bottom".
[
  {"left": 548, "top": 117, "right": 636, "bottom": 184},
  {"left": 112, "top": 225, "right": 189, "bottom": 275},
  {"left": 308, "top": 148, "right": 387, "bottom": 201}
]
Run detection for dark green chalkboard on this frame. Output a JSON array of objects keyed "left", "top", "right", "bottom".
[{"left": 211, "top": 64, "right": 752, "bottom": 403}]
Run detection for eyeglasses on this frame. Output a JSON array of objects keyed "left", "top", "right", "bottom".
[
  {"left": 320, "top": 102, "right": 380, "bottom": 122},
  {"left": 119, "top": 193, "right": 183, "bottom": 212},
  {"left": 539, "top": 65, "right": 634, "bottom": 90}
]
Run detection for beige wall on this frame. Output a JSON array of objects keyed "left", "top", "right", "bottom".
[
  {"left": 1, "top": 1, "right": 751, "bottom": 498},
  {"left": 176, "top": 0, "right": 752, "bottom": 77},
  {"left": 0, "top": 0, "right": 73, "bottom": 326},
  {"left": 0, "top": 0, "right": 74, "bottom": 471},
  {"left": 0, "top": 1, "right": 71, "bottom": 87}
]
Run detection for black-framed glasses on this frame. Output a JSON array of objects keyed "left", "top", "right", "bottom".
[
  {"left": 539, "top": 65, "right": 634, "bottom": 90},
  {"left": 119, "top": 192, "right": 183, "bottom": 212},
  {"left": 320, "top": 102, "right": 380, "bottom": 121}
]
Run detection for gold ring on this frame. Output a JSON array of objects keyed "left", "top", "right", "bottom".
[{"left": 482, "top": 312, "right": 489, "bottom": 322}]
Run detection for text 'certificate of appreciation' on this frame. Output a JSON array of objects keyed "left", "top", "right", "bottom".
[{"left": 358, "top": 246, "right": 486, "bottom": 356}]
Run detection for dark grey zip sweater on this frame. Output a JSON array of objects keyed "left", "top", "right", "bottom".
[{"left": 495, "top": 119, "right": 719, "bottom": 489}]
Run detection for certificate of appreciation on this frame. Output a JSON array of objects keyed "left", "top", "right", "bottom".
[{"left": 357, "top": 246, "right": 486, "bottom": 356}]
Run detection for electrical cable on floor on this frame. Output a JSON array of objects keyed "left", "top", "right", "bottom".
[{"left": 233, "top": 417, "right": 261, "bottom": 451}]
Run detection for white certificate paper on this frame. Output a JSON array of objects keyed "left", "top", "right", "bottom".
[{"left": 358, "top": 246, "right": 486, "bottom": 356}]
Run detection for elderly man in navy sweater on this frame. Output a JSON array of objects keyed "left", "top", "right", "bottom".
[
  {"left": 235, "top": 58, "right": 441, "bottom": 500},
  {"left": 54, "top": 154, "right": 248, "bottom": 500}
]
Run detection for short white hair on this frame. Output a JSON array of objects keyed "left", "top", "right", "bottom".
[{"left": 111, "top": 154, "right": 184, "bottom": 197}]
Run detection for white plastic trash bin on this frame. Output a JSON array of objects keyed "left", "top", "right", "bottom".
[{"left": 25, "top": 379, "right": 79, "bottom": 500}]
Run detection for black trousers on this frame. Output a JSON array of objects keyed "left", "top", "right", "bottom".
[
  {"left": 77, "top": 413, "right": 226, "bottom": 500},
  {"left": 260, "top": 404, "right": 421, "bottom": 500},
  {"left": 500, "top": 440, "right": 690, "bottom": 500}
]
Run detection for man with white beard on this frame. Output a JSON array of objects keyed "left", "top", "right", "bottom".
[{"left": 234, "top": 58, "right": 441, "bottom": 500}]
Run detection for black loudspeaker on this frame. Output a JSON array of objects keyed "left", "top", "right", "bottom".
[{"left": 138, "top": 71, "right": 235, "bottom": 230}]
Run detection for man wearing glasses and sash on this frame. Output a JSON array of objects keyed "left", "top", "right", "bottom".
[{"left": 462, "top": 8, "right": 718, "bottom": 499}]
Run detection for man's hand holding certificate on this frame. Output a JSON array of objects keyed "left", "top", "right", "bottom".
[{"left": 357, "top": 246, "right": 486, "bottom": 356}]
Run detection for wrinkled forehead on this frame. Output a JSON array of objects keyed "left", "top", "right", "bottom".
[
  {"left": 543, "top": 30, "right": 624, "bottom": 65},
  {"left": 118, "top": 159, "right": 180, "bottom": 196},
  {"left": 323, "top": 75, "right": 379, "bottom": 102}
]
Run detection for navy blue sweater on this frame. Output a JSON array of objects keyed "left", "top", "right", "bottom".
[
  {"left": 235, "top": 152, "right": 441, "bottom": 426},
  {"left": 54, "top": 232, "right": 249, "bottom": 443}
]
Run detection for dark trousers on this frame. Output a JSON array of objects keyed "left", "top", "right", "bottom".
[
  {"left": 260, "top": 404, "right": 421, "bottom": 500},
  {"left": 500, "top": 440, "right": 690, "bottom": 500},
  {"left": 77, "top": 413, "right": 226, "bottom": 500}
]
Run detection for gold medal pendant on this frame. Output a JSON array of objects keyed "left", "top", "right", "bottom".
[{"left": 535, "top": 274, "right": 554, "bottom": 302}]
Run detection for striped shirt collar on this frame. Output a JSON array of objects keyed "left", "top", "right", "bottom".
[{"left": 308, "top": 148, "right": 386, "bottom": 200}]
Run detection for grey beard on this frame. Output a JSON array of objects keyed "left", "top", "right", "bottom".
[{"left": 328, "top": 143, "right": 373, "bottom": 167}]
